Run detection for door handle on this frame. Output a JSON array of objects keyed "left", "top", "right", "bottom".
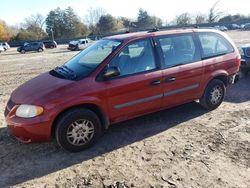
[
  {"left": 150, "top": 80, "right": 161, "bottom": 86},
  {"left": 165, "top": 77, "right": 176, "bottom": 83}
]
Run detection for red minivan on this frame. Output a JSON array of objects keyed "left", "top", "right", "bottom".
[{"left": 4, "top": 29, "right": 240, "bottom": 152}]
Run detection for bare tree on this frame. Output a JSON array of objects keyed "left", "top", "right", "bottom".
[
  {"left": 175, "top": 13, "right": 192, "bottom": 25},
  {"left": 208, "top": 0, "right": 223, "bottom": 23},
  {"left": 85, "top": 7, "right": 106, "bottom": 26},
  {"left": 23, "top": 14, "right": 46, "bottom": 39},
  {"left": 195, "top": 14, "right": 207, "bottom": 24}
]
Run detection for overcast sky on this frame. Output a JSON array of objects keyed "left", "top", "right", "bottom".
[{"left": 1, "top": 0, "right": 249, "bottom": 25}]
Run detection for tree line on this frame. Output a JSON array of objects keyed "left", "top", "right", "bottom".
[{"left": 1, "top": 2, "right": 250, "bottom": 42}]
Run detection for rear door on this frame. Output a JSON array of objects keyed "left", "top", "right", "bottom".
[
  {"left": 155, "top": 33, "right": 204, "bottom": 108},
  {"left": 25, "top": 44, "right": 32, "bottom": 51},
  {"left": 103, "top": 38, "right": 163, "bottom": 123}
]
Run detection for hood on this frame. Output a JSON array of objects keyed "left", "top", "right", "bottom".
[
  {"left": 69, "top": 40, "right": 78, "bottom": 45},
  {"left": 11, "top": 72, "right": 74, "bottom": 105}
]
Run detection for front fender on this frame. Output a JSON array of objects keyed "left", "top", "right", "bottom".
[{"left": 47, "top": 96, "right": 109, "bottom": 129}]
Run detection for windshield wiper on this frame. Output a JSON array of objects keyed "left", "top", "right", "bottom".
[
  {"left": 54, "top": 66, "right": 77, "bottom": 80},
  {"left": 62, "top": 65, "right": 75, "bottom": 73}
]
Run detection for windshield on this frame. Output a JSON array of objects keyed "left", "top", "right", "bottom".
[{"left": 60, "top": 39, "right": 121, "bottom": 80}]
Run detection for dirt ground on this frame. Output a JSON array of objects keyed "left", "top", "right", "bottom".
[{"left": 0, "top": 31, "right": 250, "bottom": 188}]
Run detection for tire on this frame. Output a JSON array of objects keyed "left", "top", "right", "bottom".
[
  {"left": 21, "top": 50, "right": 25, "bottom": 54},
  {"left": 38, "top": 48, "right": 43, "bottom": 52},
  {"left": 55, "top": 108, "right": 102, "bottom": 152},
  {"left": 199, "top": 79, "right": 225, "bottom": 110}
]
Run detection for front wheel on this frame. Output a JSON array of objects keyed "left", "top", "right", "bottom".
[
  {"left": 200, "top": 79, "right": 225, "bottom": 110},
  {"left": 55, "top": 108, "right": 102, "bottom": 152}
]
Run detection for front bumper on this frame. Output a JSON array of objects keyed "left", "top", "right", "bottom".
[
  {"left": 68, "top": 45, "right": 78, "bottom": 51},
  {"left": 5, "top": 106, "right": 53, "bottom": 143},
  {"left": 7, "top": 119, "right": 52, "bottom": 143}
]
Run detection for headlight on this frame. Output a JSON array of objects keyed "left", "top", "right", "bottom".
[{"left": 16, "top": 104, "right": 44, "bottom": 118}]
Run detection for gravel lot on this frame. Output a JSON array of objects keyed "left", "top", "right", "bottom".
[{"left": 0, "top": 31, "right": 250, "bottom": 188}]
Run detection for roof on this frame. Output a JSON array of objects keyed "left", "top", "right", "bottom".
[{"left": 104, "top": 28, "right": 220, "bottom": 41}]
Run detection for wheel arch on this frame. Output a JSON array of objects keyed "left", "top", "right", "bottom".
[
  {"left": 51, "top": 103, "right": 109, "bottom": 138},
  {"left": 212, "top": 74, "right": 229, "bottom": 86},
  {"left": 208, "top": 70, "right": 229, "bottom": 87}
]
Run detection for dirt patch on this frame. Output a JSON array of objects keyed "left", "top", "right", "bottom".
[{"left": 0, "top": 32, "right": 250, "bottom": 188}]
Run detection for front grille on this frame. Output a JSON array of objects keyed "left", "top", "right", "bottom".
[
  {"left": 69, "top": 44, "right": 76, "bottom": 48},
  {"left": 245, "top": 48, "right": 250, "bottom": 57},
  {"left": 4, "top": 99, "right": 15, "bottom": 117}
]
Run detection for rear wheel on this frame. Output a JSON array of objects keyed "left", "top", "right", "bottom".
[
  {"left": 38, "top": 48, "right": 43, "bottom": 52},
  {"left": 21, "top": 49, "right": 25, "bottom": 54},
  {"left": 55, "top": 108, "right": 102, "bottom": 152},
  {"left": 200, "top": 79, "right": 225, "bottom": 110}
]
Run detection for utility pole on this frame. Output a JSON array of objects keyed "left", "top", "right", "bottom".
[{"left": 51, "top": 29, "right": 54, "bottom": 41}]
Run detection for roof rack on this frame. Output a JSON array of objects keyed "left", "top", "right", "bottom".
[
  {"left": 146, "top": 25, "right": 201, "bottom": 33},
  {"left": 148, "top": 28, "right": 160, "bottom": 33}
]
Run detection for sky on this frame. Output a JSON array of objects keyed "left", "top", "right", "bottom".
[{"left": 1, "top": 0, "right": 249, "bottom": 25}]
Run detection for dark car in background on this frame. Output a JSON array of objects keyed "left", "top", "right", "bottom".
[
  {"left": 43, "top": 40, "right": 57, "bottom": 49},
  {"left": 240, "top": 44, "right": 250, "bottom": 75},
  {"left": 243, "top": 23, "right": 250, "bottom": 31},
  {"left": 17, "top": 42, "right": 45, "bottom": 54}
]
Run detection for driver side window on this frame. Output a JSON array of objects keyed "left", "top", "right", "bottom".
[{"left": 109, "top": 39, "right": 156, "bottom": 76}]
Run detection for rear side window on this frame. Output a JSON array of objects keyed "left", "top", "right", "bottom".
[
  {"left": 198, "top": 32, "right": 234, "bottom": 59},
  {"left": 157, "top": 34, "right": 200, "bottom": 68}
]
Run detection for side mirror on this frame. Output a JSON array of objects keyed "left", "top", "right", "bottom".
[{"left": 103, "top": 66, "right": 120, "bottom": 79}]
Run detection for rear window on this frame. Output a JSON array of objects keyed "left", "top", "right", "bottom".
[{"left": 198, "top": 32, "right": 234, "bottom": 59}]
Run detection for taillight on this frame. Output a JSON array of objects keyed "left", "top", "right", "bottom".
[{"left": 236, "top": 56, "right": 241, "bottom": 67}]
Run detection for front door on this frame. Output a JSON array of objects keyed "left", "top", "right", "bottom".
[{"left": 104, "top": 39, "right": 163, "bottom": 123}]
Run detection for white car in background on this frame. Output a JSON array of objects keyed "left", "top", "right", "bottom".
[
  {"left": 0, "top": 45, "right": 4, "bottom": 53},
  {"left": 68, "top": 38, "right": 90, "bottom": 51},
  {"left": 0, "top": 42, "right": 10, "bottom": 51}
]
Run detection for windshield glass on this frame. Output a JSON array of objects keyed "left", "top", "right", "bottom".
[{"left": 63, "top": 39, "right": 121, "bottom": 80}]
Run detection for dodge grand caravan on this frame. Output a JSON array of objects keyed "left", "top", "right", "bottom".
[{"left": 4, "top": 29, "right": 240, "bottom": 152}]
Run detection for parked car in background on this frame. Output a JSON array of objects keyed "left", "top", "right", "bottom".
[
  {"left": 17, "top": 42, "right": 45, "bottom": 54},
  {"left": 0, "top": 45, "right": 4, "bottom": 53},
  {"left": 214, "top": 25, "right": 228, "bottom": 31},
  {"left": 228, "top": 24, "right": 240, "bottom": 30},
  {"left": 243, "top": 23, "right": 250, "bottom": 31},
  {"left": 5, "top": 29, "right": 240, "bottom": 152},
  {"left": 43, "top": 40, "right": 57, "bottom": 49},
  {"left": 0, "top": 42, "right": 10, "bottom": 51},
  {"left": 240, "top": 44, "right": 250, "bottom": 75},
  {"left": 68, "top": 38, "right": 89, "bottom": 51}
]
